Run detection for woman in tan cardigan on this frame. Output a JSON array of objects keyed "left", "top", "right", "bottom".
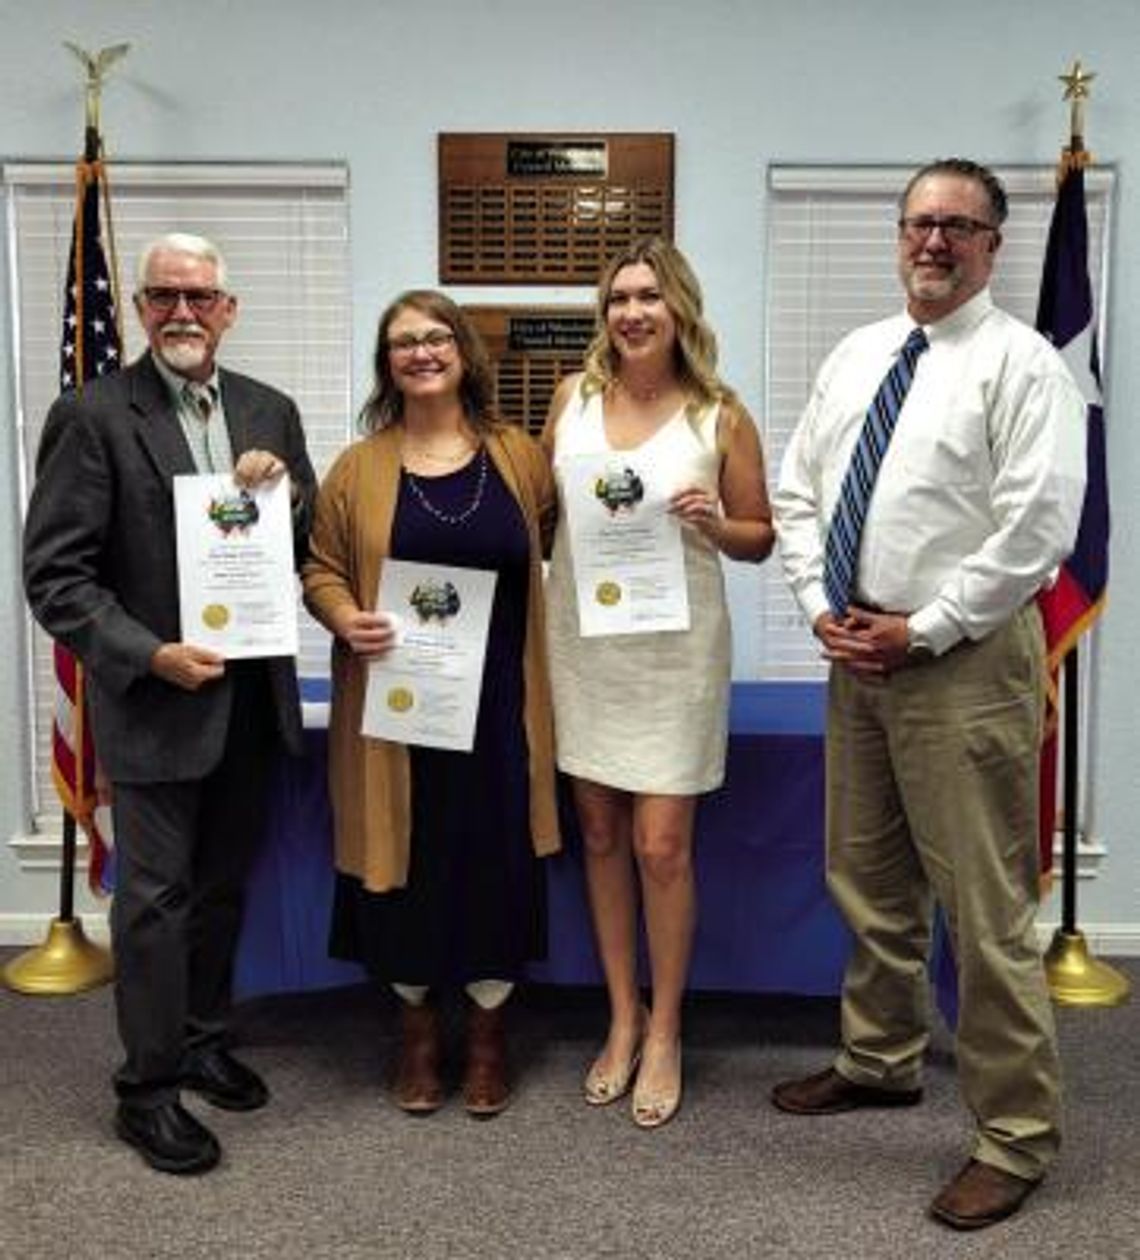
[{"left": 303, "top": 291, "right": 560, "bottom": 1117}]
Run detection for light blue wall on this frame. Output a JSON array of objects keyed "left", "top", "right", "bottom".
[{"left": 2, "top": 0, "right": 1137, "bottom": 929}]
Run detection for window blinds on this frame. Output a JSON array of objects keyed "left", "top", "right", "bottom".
[
  {"left": 761, "top": 164, "right": 1112, "bottom": 680},
  {"left": 4, "top": 161, "right": 351, "bottom": 819}
]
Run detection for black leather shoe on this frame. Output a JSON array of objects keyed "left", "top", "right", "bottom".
[
  {"left": 183, "top": 1047, "right": 269, "bottom": 1111},
  {"left": 115, "top": 1101, "right": 220, "bottom": 1174}
]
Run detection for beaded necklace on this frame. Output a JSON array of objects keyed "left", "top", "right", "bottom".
[{"left": 405, "top": 445, "right": 488, "bottom": 526}]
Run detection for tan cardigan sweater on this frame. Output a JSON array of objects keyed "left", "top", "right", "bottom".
[{"left": 302, "top": 423, "right": 561, "bottom": 892}]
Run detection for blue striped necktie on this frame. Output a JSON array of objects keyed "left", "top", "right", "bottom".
[{"left": 823, "top": 326, "right": 929, "bottom": 615}]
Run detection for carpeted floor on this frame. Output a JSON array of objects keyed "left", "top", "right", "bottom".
[{"left": 2, "top": 953, "right": 1138, "bottom": 1259}]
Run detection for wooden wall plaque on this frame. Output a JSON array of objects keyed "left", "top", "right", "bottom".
[
  {"left": 466, "top": 305, "right": 595, "bottom": 433},
  {"left": 441, "top": 133, "right": 674, "bottom": 284}
]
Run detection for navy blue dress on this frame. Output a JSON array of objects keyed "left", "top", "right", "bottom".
[{"left": 329, "top": 451, "right": 547, "bottom": 984}]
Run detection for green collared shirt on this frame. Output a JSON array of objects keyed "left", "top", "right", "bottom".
[{"left": 152, "top": 354, "right": 234, "bottom": 474}]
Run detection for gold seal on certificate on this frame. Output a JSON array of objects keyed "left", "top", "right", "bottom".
[
  {"left": 201, "top": 603, "right": 231, "bottom": 630},
  {"left": 387, "top": 687, "right": 415, "bottom": 713},
  {"left": 595, "top": 581, "right": 622, "bottom": 607}
]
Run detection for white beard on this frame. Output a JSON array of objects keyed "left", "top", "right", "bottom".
[{"left": 158, "top": 336, "right": 208, "bottom": 375}]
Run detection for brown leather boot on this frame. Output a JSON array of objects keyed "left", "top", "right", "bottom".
[
  {"left": 463, "top": 1003, "right": 510, "bottom": 1117},
  {"left": 392, "top": 1001, "right": 444, "bottom": 1114}
]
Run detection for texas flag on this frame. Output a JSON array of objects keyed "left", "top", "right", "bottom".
[{"left": 1034, "top": 163, "right": 1109, "bottom": 876}]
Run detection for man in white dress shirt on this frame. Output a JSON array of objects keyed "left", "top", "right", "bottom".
[{"left": 771, "top": 159, "right": 1086, "bottom": 1230}]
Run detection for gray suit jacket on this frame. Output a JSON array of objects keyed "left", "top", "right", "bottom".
[{"left": 23, "top": 353, "right": 317, "bottom": 783}]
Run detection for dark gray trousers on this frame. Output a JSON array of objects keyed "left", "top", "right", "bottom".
[{"left": 109, "top": 664, "right": 278, "bottom": 1106}]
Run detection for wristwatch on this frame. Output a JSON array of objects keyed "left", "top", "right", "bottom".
[{"left": 906, "top": 620, "right": 935, "bottom": 663}]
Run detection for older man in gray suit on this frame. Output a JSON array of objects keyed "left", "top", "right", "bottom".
[{"left": 24, "top": 232, "right": 317, "bottom": 1174}]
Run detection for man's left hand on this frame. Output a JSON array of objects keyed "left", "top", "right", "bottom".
[
  {"left": 839, "top": 607, "right": 911, "bottom": 676},
  {"left": 234, "top": 449, "right": 287, "bottom": 489}
]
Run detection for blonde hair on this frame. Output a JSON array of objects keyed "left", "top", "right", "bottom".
[{"left": 581, "top": 238, "right": 728, "bottom": 415}]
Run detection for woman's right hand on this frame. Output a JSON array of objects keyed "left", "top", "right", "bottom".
[{"left": 332, "top": 608, "right": 400, "bottom": 660}]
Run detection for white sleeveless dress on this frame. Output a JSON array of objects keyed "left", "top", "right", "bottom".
[{"left": 545, "top": 384, "right": 731, "bottom": 794}]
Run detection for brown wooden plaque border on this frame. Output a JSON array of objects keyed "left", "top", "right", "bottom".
[
  {"left": 441, "top": 133, "right": 674, "bottom": 284},
  {"left": 466, "top": 305, "right": 595, "bottom": 434}
]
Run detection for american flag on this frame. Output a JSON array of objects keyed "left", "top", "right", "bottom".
[
  {"left": 52, "top": 153, "right": 121, "bottom": 894},
  {"left": 1034, "top": 162, "right": 1109, "bottom": 878},
  {"left": 60, "top": 162, "right": 121, "bottom": 387}
]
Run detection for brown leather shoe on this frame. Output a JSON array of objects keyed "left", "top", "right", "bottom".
[
  {"left": 770, "top": 1066, "right": 923, "bottom": 1115},
  {"left": 930, "top": 1160, "right": 1039, "bottom": 1230},
  {"left": 463, "top": 1004, "right": 510, "bottom": 1118},
  {"left": 392, "top": 1002, "right": 444, "bottom": 1114}
]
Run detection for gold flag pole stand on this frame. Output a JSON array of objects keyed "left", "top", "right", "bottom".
[
  {"left": 1045, "top": 930, "right": 1130, "bottom": 1007},
  {"left": 2, "top": 42, "right": 128, "bottom": 997},
  {"left": 1040, "top": 59, "right": 1129, "bottom": 1009},
  {"left": 2, "top": 817, "right": 115, "bottom": 995},
  {"left": 3, "top": 919, "right": 113, "bottom": 994}
]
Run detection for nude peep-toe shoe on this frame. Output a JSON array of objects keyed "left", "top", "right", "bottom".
[
  {"left": 584, "top": 1009, "right": 648, "bottom": 1106},
  {"left": 631, "top": 1042, "right": 682, "bottom": 1130}
]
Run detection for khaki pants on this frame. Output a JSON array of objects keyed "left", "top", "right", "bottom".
[{"left": 826, "top": 605, "right": 1061, "bottom": 1179}]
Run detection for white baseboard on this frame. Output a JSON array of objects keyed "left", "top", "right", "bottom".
[
  {"left": 3, "top": 913, "right": 1139, "bottom": 957},
  {"left": 1, "top": 912, "right": 110, "bottom": 946},
  {"left": 1035, "top": 922, "right": 1140, "bottom": 957}
]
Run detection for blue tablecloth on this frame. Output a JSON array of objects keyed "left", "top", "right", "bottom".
[{"left": 234, "top": 683, "right": 850, "bottom": 999}]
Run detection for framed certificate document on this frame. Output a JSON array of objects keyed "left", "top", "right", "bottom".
[
  {"left": 173, "top": 474, "right": 299, "bottom": 658},
  {"left": 362, "top": 559, "right": 497, "bottom": 752},
  {"left": 560, "top": 453, "right": 689, "bottom": 637}
]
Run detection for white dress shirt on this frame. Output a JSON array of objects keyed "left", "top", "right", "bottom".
[{"left": 774, "top": 288, "right": 1087, "bottom": 655}]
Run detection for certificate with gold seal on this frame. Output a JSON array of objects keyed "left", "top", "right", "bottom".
[
  {"left": 560, "top": 453, "right": 689, "bottom": 637},
  {"left": 362, "top": 559, "right": 497, "bottom": 751},
  {"left": 173, "top": 474, "right": 299, "bottom": 659}
]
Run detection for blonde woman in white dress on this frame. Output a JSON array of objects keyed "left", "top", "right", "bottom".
[{"left": 543, "top": 239, "right": 774, "bottom": 1127}]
